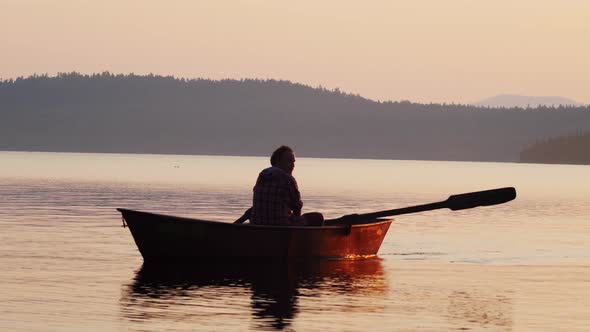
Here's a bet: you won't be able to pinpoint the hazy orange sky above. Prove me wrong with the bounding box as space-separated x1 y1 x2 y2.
2 0 589 104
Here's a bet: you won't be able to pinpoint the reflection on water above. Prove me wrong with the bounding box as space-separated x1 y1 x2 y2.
121 259 387 331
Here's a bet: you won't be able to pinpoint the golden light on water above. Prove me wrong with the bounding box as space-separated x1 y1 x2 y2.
1 152 589 330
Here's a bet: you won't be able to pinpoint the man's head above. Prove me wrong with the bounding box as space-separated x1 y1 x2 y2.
270 145 296 175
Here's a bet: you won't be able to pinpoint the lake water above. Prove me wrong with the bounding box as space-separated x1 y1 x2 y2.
1 151 589 331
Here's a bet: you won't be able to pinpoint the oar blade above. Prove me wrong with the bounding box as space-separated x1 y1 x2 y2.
447 187 516 211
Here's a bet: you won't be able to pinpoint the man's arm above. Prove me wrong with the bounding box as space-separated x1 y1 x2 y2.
233 207 252 224
289 178 303 217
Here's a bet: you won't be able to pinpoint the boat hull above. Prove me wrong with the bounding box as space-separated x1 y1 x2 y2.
118 209 392 261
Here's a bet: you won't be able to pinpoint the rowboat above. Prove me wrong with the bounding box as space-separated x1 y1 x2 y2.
117 187 516 262
118 208 393 261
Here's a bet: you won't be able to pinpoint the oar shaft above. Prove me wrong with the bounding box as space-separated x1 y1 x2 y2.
327 201 446 223
357 201 446 220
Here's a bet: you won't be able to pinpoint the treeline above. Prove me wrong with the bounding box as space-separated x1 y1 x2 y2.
0 72 368 106
520 132 590 165
1 72 590 162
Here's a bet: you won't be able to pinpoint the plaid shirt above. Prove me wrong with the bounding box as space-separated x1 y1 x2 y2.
251 166 303 225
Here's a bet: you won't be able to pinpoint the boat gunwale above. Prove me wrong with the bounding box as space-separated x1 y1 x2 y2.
117 208 394 230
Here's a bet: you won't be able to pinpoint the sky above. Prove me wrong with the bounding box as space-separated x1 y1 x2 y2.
1 0 589 104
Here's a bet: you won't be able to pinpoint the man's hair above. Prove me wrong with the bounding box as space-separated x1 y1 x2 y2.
270 145 293 166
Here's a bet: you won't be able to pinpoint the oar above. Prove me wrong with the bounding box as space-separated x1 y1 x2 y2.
326 187 516 224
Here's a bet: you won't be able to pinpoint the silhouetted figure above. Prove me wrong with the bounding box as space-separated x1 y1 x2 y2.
235 146 323 225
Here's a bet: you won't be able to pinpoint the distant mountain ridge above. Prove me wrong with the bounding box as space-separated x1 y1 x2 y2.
2 73 590 162
475 94 582 108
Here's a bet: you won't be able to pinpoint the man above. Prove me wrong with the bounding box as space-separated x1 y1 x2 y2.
234 146 323 226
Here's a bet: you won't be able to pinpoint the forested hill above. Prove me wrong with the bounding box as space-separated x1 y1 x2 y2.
2 72 590 162
520 132 590 165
